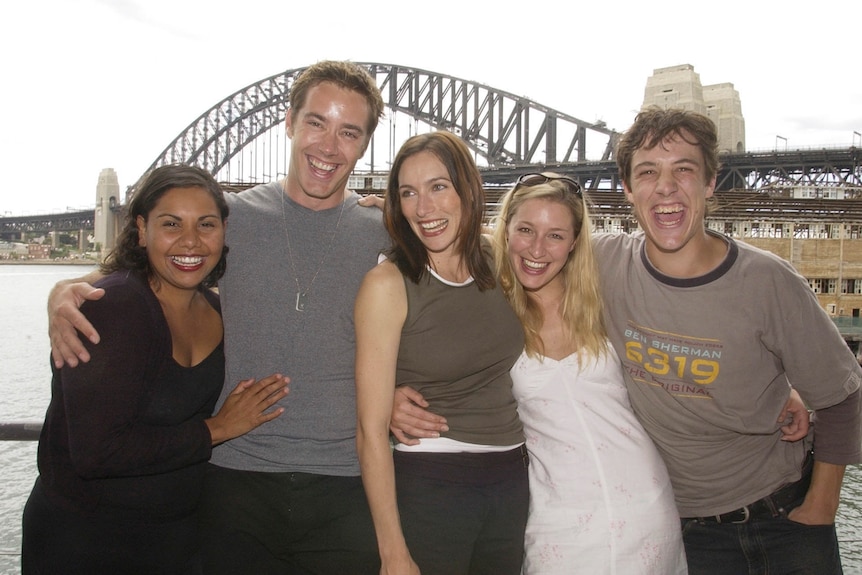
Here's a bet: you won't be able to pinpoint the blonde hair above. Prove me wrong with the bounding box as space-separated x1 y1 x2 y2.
492 178 608 361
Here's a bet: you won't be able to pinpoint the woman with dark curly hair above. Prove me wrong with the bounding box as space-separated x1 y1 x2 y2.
22 164 289 574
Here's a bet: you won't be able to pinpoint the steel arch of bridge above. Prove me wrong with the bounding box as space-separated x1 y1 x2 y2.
145 62 619 188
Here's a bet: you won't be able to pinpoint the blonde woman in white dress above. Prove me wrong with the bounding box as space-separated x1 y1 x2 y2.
492 173 686 574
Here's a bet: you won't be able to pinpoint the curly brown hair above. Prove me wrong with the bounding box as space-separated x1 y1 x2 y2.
101 164 229 288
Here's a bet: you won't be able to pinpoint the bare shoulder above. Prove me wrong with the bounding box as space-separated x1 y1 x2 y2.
356 260 407 323
363 258 402 285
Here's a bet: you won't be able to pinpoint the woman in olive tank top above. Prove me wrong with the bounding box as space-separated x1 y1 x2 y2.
355 131 529 575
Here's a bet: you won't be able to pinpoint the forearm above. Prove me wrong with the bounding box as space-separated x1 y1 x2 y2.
789 461 845 524
811 387 862 463
50 269 105 295
357 425 410 560
786 389 859 524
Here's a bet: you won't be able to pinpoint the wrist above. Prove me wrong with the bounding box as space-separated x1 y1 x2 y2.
204 417 227 446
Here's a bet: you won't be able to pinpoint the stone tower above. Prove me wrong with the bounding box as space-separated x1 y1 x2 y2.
642 64 746 153
94 168 120 254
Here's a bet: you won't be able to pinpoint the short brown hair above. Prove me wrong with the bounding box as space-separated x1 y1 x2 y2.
289 60 385 137
616 106 720 188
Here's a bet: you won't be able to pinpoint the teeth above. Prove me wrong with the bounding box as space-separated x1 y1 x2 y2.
523 259 548 270
421 219 447 231
172 256 203 265
309 157 336 172
654 205 683 214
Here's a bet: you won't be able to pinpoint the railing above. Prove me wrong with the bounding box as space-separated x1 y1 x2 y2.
0 422 41 441
1 420 860 566
833 317 862 329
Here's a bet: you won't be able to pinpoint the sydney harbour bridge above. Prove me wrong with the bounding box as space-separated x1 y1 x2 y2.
2 62 862 244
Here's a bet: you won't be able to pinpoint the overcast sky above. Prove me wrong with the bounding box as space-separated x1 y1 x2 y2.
1 0 859 215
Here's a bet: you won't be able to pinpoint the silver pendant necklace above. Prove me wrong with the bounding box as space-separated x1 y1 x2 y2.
280 183 346 312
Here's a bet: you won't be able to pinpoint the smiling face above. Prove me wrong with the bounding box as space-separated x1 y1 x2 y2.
137 186 225 295
397 150 463 259
624 131 716 268
284 81 371 210
506 197 576 298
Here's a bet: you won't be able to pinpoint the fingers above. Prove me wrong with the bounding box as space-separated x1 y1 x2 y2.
67 285 105 343
78 285 106 304
778 388 811 442
357 194 385 210
389 402 449 444
777 404 789 424
246 374 290 409
396 385 429 408
392 401 448 429
231 377 258 394
389 385 448 444
207 375 290 444
50 311 92 368
48 285 104 368
780 421 808 442
257 405 285 424
390 427 420 446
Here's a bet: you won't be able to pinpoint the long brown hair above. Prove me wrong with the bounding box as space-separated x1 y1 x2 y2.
384 131 494 290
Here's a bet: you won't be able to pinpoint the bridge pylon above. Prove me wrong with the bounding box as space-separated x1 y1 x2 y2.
94 168 120 255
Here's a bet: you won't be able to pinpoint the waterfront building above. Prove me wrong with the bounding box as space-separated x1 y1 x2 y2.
642 64 746 153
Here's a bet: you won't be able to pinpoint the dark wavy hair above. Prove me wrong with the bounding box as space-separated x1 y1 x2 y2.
384 131 494 290
616 106 720 188
100 164 229 288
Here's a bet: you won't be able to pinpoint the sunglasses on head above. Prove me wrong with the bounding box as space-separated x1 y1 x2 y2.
515 173 582 197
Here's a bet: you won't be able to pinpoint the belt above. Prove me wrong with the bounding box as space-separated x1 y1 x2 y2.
688 452 813 524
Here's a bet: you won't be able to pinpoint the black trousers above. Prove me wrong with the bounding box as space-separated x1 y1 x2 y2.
394 445 530 575
22 477 201 575
198 464 379 575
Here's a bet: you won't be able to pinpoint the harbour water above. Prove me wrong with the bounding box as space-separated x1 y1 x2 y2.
0 264 860 573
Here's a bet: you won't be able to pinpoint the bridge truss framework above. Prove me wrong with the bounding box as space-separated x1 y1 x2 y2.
2 62 861 237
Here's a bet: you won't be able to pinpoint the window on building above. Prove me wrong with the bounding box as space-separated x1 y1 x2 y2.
843 279 862 295
622 220 640 233
809 278 827 294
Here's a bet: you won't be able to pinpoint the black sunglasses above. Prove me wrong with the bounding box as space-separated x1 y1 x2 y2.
515 173 582 197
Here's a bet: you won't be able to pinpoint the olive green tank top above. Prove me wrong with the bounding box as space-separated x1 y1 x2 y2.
396 268 525 446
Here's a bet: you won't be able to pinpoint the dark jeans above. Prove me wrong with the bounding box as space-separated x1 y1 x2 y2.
394 445 530 575
681 453 843 575
681 516 842 575
198 464 379 575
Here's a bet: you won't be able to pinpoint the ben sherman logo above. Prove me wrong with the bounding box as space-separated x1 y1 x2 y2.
623 324 723 399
